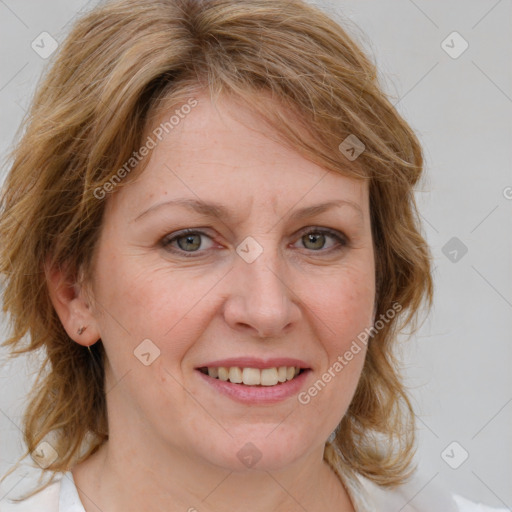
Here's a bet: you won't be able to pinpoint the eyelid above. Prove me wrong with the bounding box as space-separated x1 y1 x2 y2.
295 226 348 243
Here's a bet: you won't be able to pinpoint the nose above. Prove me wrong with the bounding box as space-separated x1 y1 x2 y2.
222 247 302 338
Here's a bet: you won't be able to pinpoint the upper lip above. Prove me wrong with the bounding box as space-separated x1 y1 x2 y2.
196 357 310 370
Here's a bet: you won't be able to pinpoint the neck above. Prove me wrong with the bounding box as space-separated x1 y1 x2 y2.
72 439 355 512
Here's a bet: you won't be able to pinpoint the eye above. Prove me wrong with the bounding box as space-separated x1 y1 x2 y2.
161 229 215 256
161 227 348 258
294 228 347 252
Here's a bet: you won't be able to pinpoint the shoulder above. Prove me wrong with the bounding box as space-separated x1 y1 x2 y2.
1 470 85 512
0 476 61 512
452 494 511 512
356 472 510 512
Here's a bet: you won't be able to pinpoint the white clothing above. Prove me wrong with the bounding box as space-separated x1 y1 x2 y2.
1 468 509 511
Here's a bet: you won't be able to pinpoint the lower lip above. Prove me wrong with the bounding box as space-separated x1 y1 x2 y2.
196 369 311 404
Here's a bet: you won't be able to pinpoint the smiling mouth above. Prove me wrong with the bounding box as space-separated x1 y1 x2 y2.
197 366 306 386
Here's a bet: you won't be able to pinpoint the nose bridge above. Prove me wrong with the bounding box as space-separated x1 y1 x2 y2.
225 236 300 337
246 248 286 305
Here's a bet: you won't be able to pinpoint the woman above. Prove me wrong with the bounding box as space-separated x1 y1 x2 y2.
0 0 507 511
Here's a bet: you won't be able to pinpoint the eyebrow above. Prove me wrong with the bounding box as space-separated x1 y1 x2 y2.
132 198 363 223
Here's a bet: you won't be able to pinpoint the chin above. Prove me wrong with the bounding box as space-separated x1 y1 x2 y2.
200 426 316 472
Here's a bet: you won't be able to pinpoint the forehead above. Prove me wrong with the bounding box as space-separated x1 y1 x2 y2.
107 91 369 220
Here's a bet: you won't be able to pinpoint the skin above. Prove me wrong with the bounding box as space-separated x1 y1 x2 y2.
47 91 376 512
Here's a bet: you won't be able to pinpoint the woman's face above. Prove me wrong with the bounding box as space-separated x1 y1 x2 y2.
84 92 375 471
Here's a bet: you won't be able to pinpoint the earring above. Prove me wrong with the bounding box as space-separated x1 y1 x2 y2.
77 326 86 335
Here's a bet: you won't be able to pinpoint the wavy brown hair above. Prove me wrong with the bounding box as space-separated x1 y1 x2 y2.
0 0 433 497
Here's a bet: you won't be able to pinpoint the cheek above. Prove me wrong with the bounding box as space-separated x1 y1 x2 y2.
295 269 373 419
302 263 375 349
94 252 225 361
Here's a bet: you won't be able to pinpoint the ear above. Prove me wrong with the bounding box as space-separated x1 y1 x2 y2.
44 258 100 347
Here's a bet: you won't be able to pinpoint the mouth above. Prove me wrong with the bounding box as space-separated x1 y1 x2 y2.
197 366 307 387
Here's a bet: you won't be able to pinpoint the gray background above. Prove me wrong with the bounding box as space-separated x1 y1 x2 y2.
0 0 511 508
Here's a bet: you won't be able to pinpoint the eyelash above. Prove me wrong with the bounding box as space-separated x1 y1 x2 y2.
160 227 348 258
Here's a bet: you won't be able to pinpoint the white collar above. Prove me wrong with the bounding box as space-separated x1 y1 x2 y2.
59 472 86 512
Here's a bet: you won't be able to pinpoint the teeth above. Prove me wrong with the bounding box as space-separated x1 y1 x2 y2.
218 367 229 381
242 367 260 385
260 368 278 386
229 367 243 383
204 366 301 386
